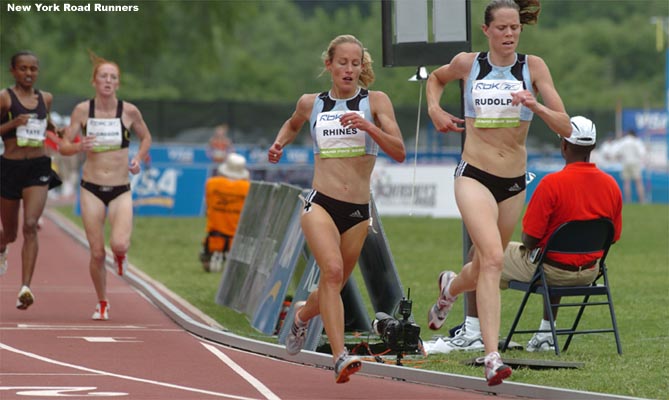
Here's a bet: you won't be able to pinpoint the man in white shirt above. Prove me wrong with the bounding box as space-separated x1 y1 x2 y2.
614 129 647 203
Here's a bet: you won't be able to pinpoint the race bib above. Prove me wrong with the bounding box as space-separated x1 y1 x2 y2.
86 118 122 152
314 110 365 158
16 115 47 147
471 79 522 128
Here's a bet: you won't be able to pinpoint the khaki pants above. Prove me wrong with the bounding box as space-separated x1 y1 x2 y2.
500 242 599 289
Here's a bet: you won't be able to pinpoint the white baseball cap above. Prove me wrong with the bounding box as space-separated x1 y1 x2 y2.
565 116 597 146
217 153 250 180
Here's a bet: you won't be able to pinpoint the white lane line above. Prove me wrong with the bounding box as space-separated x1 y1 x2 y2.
0 386 126 397
201 343 281 400
7 324 179 331
2 373 100 376
57 336 142 343
0 342 260 399
17 324 145 329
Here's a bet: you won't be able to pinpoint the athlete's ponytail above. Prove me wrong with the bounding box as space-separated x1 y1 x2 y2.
515 0 541 25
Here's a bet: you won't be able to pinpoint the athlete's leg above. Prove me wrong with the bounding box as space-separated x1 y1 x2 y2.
19 185 49 286
80 188 109 302
107 190 133 265
0 197 20 251
299 204 368 361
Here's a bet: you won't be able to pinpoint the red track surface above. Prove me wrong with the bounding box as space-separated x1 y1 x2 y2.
0 209 522 399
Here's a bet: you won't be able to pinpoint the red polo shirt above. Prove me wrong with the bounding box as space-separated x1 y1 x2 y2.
523 162 622 265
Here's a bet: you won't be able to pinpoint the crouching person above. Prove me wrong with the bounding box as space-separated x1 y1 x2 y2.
200 153 250 272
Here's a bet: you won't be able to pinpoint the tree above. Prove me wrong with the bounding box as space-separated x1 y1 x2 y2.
1 0 665 111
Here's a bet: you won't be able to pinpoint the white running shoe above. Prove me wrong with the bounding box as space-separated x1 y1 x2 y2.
334 351 362 384
285 301 308 355
484 351 512 386
443 326 485 353
427 271 458 330
16 285 34 310
92 301 110 320
526 332 556 352
0 248 8 276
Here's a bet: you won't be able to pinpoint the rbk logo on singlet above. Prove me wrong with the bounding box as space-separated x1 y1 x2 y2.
474 81 522 91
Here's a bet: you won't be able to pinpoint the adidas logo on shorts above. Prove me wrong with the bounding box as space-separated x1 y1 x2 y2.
349 210 364 219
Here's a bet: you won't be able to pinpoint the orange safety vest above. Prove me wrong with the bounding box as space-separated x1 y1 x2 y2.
203 176 251 252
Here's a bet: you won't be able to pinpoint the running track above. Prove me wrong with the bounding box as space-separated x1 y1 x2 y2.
0 208 631 400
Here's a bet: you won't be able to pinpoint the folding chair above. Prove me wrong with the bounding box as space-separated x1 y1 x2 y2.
501 218 622 355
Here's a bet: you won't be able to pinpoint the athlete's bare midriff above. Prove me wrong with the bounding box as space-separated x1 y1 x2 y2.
312 154 375 204
0 138 46 160
462 118 530 178
81 148 130 185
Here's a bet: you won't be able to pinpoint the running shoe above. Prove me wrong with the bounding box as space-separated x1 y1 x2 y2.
443 326 485 353
0 248 8 276
285 301 308 355
115 255 127 276
484 351 512 386
427 271 458 330
92 301 110 320
16 285 34 310
334 351 362 384
526 332 556 352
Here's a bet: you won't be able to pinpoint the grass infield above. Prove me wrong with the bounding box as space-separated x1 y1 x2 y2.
55 203 668 399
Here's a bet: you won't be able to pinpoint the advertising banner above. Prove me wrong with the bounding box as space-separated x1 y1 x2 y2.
130 164 209 216
371 163 460 218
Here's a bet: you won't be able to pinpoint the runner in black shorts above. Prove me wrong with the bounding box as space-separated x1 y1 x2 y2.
0 51 61 310
267 35 406 383
59 52 152 321
425 0 571 385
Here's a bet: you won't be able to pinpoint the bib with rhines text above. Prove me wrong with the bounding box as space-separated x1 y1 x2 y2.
314 110 366 158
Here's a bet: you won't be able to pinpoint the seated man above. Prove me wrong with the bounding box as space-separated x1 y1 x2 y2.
434 116 623 353
200 153 251 272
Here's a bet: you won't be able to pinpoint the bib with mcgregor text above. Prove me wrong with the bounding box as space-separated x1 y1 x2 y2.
86 118 123 152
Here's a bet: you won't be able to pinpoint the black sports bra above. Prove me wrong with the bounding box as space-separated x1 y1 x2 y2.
1 88 48 142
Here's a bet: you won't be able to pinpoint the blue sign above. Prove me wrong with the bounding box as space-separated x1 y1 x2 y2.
131 164 209 216
622 109 667 140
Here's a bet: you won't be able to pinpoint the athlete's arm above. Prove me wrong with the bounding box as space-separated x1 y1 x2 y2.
426 52 472 134
268 93 315 163
528 55 571 138
359 90 405 162
59 102 90 155
125 103 152 174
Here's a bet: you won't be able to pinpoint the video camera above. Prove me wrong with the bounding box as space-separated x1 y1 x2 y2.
372 289 421 364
